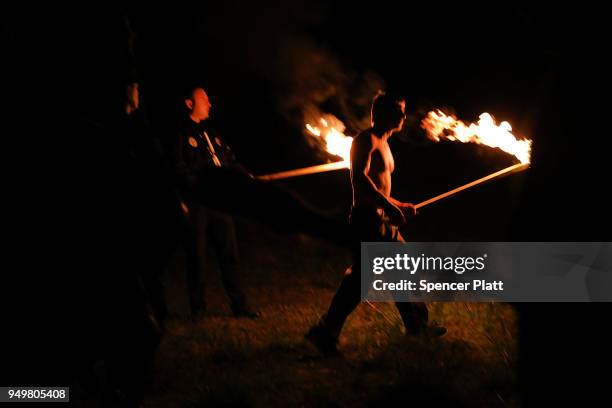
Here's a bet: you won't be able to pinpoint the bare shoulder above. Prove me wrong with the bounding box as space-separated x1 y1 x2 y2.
353 129 376 150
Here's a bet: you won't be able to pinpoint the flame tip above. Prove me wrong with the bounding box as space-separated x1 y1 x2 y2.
422 110 532 163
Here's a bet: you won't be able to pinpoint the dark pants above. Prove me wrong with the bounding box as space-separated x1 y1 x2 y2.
320 207 428 337
183 205 247 314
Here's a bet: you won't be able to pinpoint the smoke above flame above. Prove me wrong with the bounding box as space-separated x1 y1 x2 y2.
421 110 532 164
305 109 532 166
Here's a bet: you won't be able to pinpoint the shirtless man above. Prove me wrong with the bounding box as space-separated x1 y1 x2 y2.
306 92 446 355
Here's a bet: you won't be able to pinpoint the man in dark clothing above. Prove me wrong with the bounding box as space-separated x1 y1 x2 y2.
175 87 257 320
306 93 447 356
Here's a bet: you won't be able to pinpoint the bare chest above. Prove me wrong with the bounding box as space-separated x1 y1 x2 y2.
370 141 394 174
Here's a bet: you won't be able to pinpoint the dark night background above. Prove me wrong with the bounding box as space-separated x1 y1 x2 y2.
3 2 611 406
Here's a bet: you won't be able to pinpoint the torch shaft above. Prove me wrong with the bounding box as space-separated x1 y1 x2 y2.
415 162 528 209
257 160 528 208
257 161 349 181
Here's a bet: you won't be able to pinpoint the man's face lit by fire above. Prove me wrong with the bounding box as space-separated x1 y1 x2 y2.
186 88 212 122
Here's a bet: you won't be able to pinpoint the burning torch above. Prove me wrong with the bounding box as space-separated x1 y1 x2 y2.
257 110 532 209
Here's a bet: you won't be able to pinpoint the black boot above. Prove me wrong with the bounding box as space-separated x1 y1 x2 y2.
409 321 447 338
231 304 260 319
305 323 339 356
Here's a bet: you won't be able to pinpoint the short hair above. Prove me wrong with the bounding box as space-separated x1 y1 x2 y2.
180 82 210 102
182 85 200 102
371 92 405 125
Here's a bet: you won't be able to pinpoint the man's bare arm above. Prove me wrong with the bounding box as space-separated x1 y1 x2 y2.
388 196 416 219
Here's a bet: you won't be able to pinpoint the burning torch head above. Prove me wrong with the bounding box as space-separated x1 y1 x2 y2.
185 87 212 122
371 92 407 133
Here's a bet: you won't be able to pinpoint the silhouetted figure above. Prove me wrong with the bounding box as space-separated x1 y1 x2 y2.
61 15 180 407
10 12 351 407
175 87 258 319
306 93 446 355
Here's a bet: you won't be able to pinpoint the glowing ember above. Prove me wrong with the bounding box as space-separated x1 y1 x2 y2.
305 116 353 163
421 110 532 164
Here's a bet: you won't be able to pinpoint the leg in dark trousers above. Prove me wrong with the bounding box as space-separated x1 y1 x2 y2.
395 302 428 334
206 210 248 313
391 230 429 334
184 205 208 317
311 208 430 349
321 252 428 337
320 265 361 338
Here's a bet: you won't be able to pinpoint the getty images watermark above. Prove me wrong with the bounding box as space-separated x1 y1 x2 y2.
360 242 612 302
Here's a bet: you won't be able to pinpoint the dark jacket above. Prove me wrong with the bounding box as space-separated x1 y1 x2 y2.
174 118 245 197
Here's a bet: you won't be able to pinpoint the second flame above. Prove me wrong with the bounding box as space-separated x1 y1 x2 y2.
305 110 532 165
305 116 353 163
421 110 531 164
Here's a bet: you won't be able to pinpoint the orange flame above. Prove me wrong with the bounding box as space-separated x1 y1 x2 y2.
304 110 531 165
421 110 531 164
305 115 353 162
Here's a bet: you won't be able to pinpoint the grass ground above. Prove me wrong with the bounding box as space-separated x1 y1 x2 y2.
144 218 519 407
